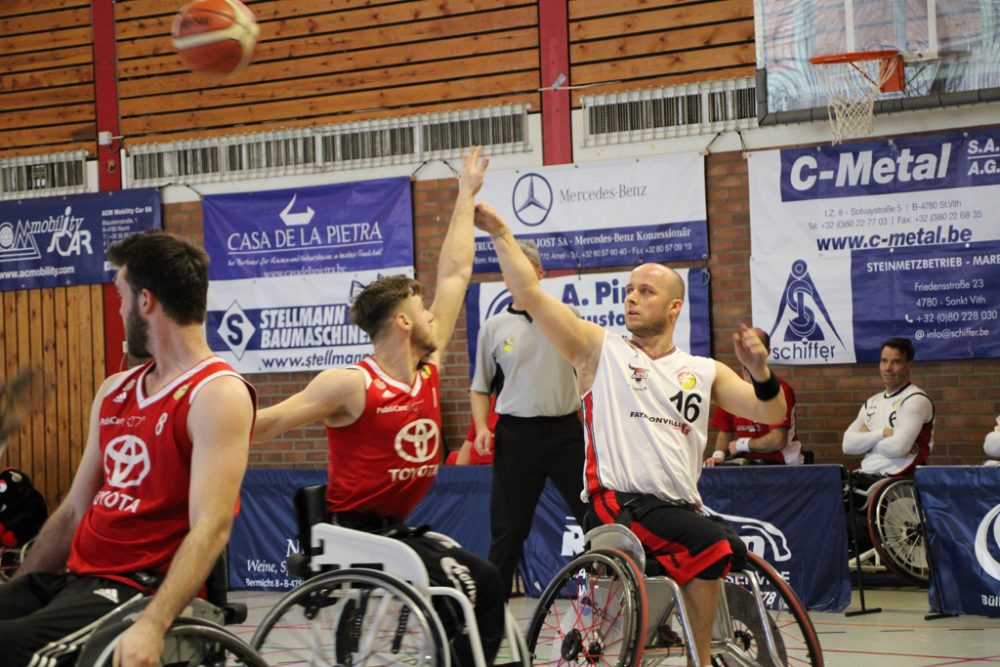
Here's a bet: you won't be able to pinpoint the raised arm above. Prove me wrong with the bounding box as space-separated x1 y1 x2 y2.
427 147 490 360
15 374 120 577
114 375 254 667
842 404 882 455
873 394 933 458
254 367 366 441
711 325 786 425
474 203 604 377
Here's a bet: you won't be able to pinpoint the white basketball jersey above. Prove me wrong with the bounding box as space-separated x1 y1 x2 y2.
582 333 716 505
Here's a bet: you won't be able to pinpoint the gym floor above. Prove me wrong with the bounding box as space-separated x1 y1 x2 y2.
227 585 1000 666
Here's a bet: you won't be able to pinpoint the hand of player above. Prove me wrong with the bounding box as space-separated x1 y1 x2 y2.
112 617 165 667
458 146 489 196
732 324 770 383
703 455 718 467
473 429 493 457
474 202 507 237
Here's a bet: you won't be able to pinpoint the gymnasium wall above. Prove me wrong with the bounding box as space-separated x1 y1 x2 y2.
1 0 998 511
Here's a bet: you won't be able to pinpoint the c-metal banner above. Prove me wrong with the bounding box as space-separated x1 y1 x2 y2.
0 189 161 292
749 130 1000 365
474 154 708 273
464 268 711 377
203 177 414 374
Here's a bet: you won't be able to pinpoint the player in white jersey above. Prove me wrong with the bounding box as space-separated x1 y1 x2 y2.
473 203 786 667
842 337 934 476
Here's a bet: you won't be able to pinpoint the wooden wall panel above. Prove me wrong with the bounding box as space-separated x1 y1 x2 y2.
0 1 95 157
0 285 104 509
115 0 540 145
568 0 756 103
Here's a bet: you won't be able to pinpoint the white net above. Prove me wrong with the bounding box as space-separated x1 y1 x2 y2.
814 56 899 144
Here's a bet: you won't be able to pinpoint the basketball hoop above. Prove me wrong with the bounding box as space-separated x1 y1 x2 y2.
810 50 904 144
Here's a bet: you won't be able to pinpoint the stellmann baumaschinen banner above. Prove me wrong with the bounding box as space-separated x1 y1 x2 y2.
203 177 413 373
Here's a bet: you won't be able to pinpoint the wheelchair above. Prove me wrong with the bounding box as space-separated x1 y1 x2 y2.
525 524 823 667
847 474 929 586
0 538 33 582
28 553 267 667
250 485 531 667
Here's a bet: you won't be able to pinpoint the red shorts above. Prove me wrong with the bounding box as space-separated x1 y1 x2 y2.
590 490 747 585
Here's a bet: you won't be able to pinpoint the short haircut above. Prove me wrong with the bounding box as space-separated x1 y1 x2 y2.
107 230 209 325
517 240 542 270
881 337 915 361
350 274 421 340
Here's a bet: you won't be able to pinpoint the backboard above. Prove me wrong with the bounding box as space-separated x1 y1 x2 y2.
756 0 1000 121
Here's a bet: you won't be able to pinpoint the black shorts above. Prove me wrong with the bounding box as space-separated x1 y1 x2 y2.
590 490 747 585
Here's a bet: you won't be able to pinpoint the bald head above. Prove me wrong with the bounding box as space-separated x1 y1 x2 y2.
631 263 685 301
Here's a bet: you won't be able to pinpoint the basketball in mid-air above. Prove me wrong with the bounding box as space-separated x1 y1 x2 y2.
171 0 259 77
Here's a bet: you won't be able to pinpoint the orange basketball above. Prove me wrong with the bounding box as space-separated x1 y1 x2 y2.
171 0 259 77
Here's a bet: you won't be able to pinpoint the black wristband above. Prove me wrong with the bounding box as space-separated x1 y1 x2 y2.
751 371 781 401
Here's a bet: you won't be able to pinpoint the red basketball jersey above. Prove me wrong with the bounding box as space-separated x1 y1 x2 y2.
67 357 255 587
325 357 441 520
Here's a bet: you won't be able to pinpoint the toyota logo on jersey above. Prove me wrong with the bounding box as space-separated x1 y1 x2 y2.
394 418 440 463
103 435 151 488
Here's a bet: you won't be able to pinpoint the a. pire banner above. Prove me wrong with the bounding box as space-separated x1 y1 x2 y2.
0 189 161 292
701 465 850 612
750 130 1000 364
203 177 413 373
473 154 708 272
464 268 711 377
916 466 1000 618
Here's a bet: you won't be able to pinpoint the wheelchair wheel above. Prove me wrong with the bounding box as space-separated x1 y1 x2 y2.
83 620 268 667
526 548 647 667
720 552 823 667
867 478 929 586
0 538 33 582
251 568 449 667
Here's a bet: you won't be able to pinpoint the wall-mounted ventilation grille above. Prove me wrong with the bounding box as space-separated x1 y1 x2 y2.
127 105 529 186
0 152 88 200
582 78 757 145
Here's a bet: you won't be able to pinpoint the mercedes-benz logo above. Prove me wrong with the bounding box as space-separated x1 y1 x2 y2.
104 435 151 488
511 173 553 226
394 418 440 463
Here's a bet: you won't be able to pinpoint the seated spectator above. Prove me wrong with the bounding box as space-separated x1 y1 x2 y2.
985 416 1000 464
705 328 802 466
842 337 933 478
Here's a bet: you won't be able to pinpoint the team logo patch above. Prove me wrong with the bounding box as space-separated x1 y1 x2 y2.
421 366 432 379
628 362 649 383
502 336 514 353
173 384 190 401
374 379 386 390
677 370 696 390
103 435 151 488
394 418 439 463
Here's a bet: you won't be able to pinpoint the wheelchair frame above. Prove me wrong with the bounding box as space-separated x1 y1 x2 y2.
250 485 530 667
526 524 823 667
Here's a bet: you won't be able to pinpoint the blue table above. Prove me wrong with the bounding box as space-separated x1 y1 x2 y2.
229 464 850 611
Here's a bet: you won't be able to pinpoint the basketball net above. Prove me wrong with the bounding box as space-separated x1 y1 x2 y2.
814 56 899 144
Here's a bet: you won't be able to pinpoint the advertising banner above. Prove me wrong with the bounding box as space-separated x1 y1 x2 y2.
0 189 161 291
474 154 708 272
917 466 1000 618
750 130 1000 364
203 178 413 373
464 268 711 377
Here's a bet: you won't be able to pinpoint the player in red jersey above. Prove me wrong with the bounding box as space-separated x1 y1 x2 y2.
0 231 256 667
253 148 503 666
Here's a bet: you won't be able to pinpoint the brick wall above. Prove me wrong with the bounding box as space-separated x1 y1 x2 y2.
165 157 1000 469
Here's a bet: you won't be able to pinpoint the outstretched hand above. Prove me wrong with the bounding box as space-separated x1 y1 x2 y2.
474 202 507 237
459 146 490 196
732 324 770 381
0 369 34 447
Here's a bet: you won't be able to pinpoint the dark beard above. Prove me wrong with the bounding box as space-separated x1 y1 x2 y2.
126 308 151 359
